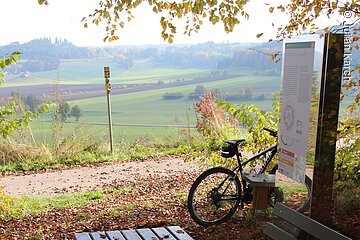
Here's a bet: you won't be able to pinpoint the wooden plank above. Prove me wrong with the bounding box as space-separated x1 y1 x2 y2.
252 186 270 211
273 203 352 240
166 226 193 240
263 223 297 240
74 233 92 240
106 231 126 240
152 227 177 240
136 228 159 240
121 230 142 240
90 232 109 240
242 174 275 187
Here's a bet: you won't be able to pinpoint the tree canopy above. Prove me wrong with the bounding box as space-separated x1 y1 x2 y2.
37 0 359 111
38 0 360 42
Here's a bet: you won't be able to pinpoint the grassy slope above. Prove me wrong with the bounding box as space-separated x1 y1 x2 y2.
4 57 281 140
5 58 214 86
72 74 280 125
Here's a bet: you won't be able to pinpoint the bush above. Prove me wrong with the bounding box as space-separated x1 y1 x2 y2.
186 93 280 169
256 94 266 101
217 94 279 154
162 92 184 100
0 188 24 220
335 113 360 185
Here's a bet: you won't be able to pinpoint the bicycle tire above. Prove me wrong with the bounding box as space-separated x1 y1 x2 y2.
268 164 312 213
296 174 312 213
187 167 242 226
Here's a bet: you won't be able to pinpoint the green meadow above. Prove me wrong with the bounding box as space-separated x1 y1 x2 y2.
5 58 214 86
4 57 282 141
71 74 279 125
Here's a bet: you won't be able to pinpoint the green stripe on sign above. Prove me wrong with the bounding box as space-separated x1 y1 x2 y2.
285 42 315 49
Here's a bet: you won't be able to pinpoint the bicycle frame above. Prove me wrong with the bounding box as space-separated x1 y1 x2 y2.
217 144 277 202
234 144 277 175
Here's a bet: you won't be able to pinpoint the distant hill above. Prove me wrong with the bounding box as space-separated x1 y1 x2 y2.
0 39 283 75
217 40 282 75
0 38 92 73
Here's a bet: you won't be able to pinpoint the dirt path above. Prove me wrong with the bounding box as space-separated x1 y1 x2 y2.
0 157 199 197
0 157 314 197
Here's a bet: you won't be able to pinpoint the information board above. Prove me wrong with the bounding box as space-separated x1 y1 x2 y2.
278 41 316 183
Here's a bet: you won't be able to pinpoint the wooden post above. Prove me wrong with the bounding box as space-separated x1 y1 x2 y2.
310 33 344 225
104 67 114 155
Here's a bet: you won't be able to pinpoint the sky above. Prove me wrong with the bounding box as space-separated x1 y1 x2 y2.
0 0 343 47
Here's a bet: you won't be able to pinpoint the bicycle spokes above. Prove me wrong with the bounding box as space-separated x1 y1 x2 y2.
191 172 239 223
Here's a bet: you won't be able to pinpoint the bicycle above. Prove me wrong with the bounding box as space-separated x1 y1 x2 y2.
187 128 312 226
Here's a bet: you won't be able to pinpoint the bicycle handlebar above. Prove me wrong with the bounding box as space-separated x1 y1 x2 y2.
263 128 277 137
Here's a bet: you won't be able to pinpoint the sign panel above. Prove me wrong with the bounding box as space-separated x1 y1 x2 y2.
278 41 315 183
104 66 110 78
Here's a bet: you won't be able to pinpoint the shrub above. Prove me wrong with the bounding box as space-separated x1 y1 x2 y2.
162 92 184 100
217 94 279 154
0 188 24 220
335 113 360 185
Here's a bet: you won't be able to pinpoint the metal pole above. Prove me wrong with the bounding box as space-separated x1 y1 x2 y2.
105 78 114 155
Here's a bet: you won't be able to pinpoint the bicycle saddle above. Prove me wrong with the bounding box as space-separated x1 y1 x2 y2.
224 139 245 146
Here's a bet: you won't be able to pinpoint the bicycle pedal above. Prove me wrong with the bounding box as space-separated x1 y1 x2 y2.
239 209 244 217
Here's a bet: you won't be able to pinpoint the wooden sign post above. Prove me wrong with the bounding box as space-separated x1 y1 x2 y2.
310 33 344 225
104 66 114 155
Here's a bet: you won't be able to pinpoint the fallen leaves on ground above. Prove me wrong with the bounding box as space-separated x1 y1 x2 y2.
0 169 358 239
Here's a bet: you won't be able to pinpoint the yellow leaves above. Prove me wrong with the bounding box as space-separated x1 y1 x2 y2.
269 7 274 13
256 33 263 38
355 138 360 146
269 55 275 61
277 5 285 12
93 19 100 26
356 66 360 74
38 0 48 5
167 37 174 44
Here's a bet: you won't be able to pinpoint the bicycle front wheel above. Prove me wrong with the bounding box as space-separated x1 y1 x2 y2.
187 167 242 226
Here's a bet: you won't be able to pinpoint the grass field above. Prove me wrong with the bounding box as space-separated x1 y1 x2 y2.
70 74 280 124
4 57 282 141
28 120 181 143
5 58 214 86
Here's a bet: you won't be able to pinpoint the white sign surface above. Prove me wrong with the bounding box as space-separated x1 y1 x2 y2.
278 41 315 183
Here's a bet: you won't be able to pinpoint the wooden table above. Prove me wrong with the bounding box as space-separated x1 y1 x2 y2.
242 173 275 211
74 226 193 240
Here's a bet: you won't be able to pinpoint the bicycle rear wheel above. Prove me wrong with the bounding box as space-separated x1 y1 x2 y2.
296 174 312 213
187 167 241 226
269 164 312 213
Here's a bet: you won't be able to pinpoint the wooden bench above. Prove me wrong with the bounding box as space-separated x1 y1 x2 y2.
242 173 275 211
74 226 193 240
263 203 351 240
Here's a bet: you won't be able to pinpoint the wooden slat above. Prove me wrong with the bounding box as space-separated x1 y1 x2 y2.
166 226 193 240
74 233 92 240
90 231 109 240
136 228 159 240
152 227 177 240
121 230 142 240
106 231 126 240
273 203 351 240
263 223 297 240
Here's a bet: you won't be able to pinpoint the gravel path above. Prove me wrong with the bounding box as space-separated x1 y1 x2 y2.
0 157 198 197
0 157 313 197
